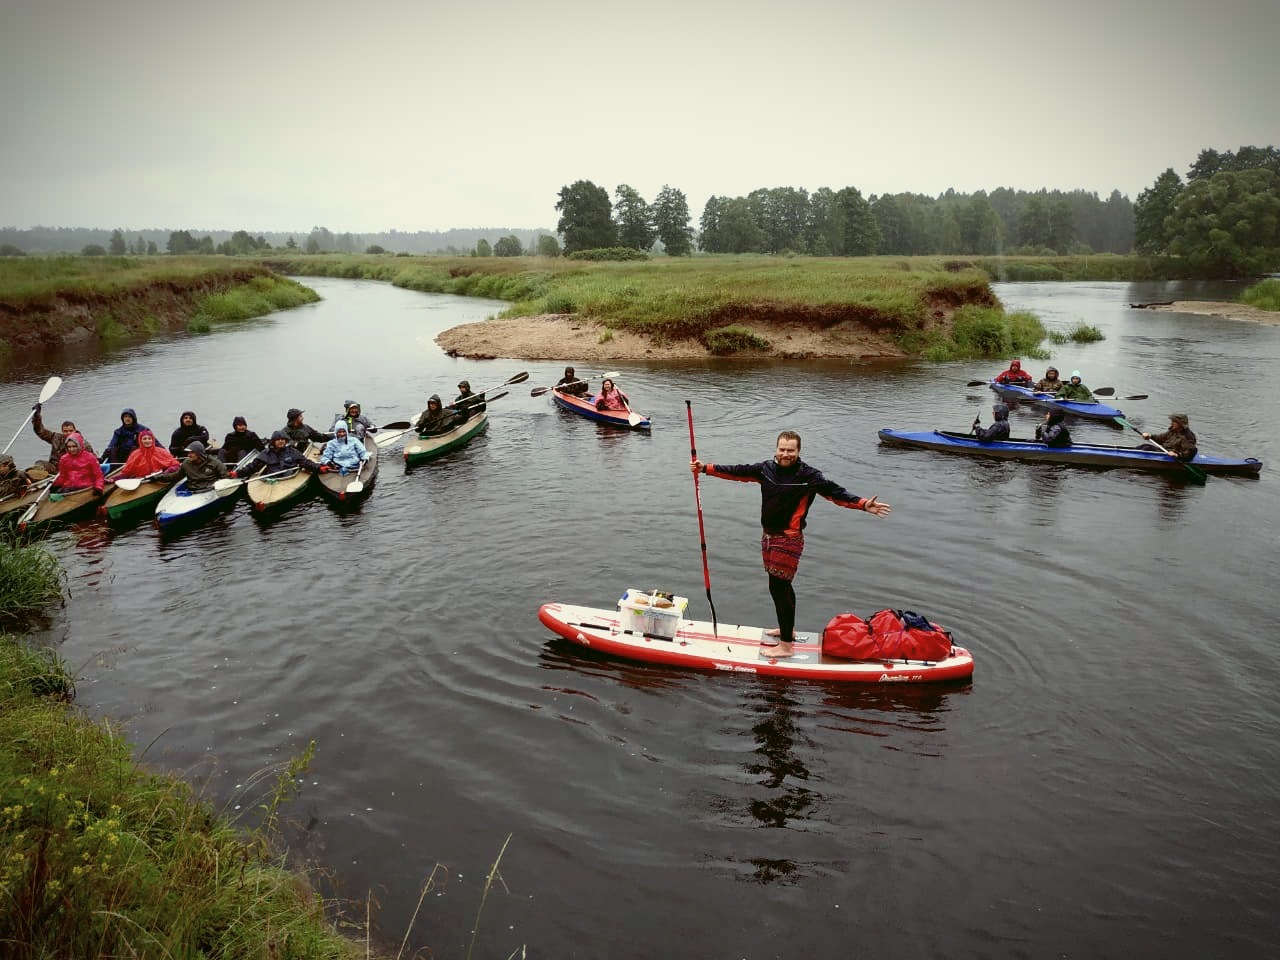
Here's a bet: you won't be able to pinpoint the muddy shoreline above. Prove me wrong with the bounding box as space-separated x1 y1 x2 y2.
434 314 912 362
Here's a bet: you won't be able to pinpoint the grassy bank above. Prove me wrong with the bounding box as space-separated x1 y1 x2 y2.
264 253 1052 359
0 257 319 358
1241 278 1280 311
0 537 366 957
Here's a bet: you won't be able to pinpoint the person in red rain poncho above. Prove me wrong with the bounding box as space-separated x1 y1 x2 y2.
993 358 1034 386
51 433 105 496
119 429 180 479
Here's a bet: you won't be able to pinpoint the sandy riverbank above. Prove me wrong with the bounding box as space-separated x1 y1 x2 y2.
434 314 910 362
1136 301 1280 325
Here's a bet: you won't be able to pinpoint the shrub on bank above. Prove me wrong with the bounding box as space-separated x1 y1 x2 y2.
190 276 318 328
1241 278 1280 311
566 247 650 261
703 324 772 354
923 306 1048 362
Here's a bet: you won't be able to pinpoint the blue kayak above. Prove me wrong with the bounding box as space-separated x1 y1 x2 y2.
878 429 1263 478
988 381 1124 421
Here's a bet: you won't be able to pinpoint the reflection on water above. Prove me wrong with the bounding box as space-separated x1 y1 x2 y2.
744 682 814 831
2 278 1278 958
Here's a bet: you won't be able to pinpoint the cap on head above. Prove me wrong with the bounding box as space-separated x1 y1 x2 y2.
1070 370 1082 379
184 440 206 455
287 408 303 420
458 380 470 391
0 453 14 468
1170 413 1189 427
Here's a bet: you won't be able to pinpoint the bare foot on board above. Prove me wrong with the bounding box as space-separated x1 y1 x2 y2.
764 628 781 636
771 642 796 659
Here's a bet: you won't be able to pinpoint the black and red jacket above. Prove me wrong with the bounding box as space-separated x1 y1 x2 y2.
704 459 868 535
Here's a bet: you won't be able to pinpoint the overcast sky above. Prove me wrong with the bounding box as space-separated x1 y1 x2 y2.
3 0 1276 234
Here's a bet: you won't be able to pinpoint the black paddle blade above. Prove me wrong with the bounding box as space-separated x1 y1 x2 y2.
966 380 989 387
1092 387 1116 396
530 386 550 397
507 371 530 385
1124 394 1148 400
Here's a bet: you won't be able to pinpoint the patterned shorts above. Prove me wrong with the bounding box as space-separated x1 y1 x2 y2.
761 532 805 581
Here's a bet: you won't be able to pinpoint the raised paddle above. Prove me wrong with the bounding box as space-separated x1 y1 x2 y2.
531 371 621 398
686 401 720 640
2 376 63 456
1114 416 1207 484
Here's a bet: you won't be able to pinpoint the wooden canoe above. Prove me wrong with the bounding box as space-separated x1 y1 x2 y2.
246 444 321 514
317 435 378 505
103 476 177 524
403 413 488 466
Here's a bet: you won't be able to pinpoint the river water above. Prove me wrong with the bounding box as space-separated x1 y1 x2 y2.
4 277 1276 958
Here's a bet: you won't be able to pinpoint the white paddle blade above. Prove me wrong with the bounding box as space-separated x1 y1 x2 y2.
374 429 409 448
38 376 63 404
212 477 242 492
114 478 142 491
345 480 363 495
628 411 646 427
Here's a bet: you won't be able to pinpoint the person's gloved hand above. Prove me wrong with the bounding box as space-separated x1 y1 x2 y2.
227 470 237 478
32 402 41 413
318 465 331 473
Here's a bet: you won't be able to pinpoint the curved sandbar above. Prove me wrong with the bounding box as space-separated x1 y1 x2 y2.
435 313 912 362
1134 300 1280 325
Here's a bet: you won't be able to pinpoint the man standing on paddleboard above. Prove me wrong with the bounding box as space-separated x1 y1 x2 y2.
690 431 890 658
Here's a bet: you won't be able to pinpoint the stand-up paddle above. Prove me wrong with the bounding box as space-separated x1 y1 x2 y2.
1114 416 1207 484
3 376 62 456
686 401 720 640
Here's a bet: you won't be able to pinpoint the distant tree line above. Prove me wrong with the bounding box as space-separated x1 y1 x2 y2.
1133 145 1280 277
0 226 555 257
549 180 1133 258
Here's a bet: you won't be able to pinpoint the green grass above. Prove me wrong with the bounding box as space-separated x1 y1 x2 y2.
0 635 363 958
262 253 1019 355
0 540 64 626
190 275 318 328
1241 278 1280 311
704 324 772 354
1049 322 1105 344
919 306 1048 362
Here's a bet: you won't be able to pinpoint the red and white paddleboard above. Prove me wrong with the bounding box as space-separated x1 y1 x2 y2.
538 602 975 684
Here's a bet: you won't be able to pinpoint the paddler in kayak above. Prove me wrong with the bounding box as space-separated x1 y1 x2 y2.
1053 370 1095 402
233 430 320 480
452 381 486 424
971 402 1011 442
118 429 179 478
1035 366 1063 393
1140 413 1199 462
993 358 1034 386
101 408 148 467
282 408 333 448
167 410 210 457
0 454 33 500
413 395 460 436
30 403 94 474
318 422 370 475
49 433 105 499
221 416 266 464
1035 410 1072 447
595 378 630 412
690 430 891 659
171 441 229 491
555 366 589 397
338 401 378 439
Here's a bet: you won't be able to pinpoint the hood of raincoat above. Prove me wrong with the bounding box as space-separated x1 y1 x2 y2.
120 408 138 424
991 403 1009 422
